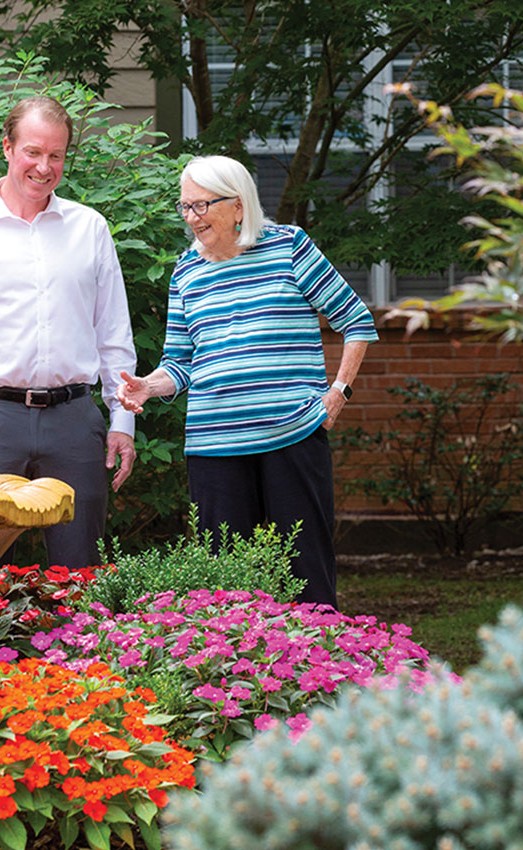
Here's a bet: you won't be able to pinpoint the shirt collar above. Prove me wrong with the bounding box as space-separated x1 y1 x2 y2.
0 185 65 221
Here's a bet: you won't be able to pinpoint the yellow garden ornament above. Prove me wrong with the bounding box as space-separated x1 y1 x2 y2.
0 474 75 558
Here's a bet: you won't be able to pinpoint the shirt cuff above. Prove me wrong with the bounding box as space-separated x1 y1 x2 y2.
109 408 136 437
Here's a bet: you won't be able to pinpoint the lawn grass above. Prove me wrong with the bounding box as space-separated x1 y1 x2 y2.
337 570 523 674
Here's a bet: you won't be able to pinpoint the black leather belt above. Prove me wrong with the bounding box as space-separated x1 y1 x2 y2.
0 384 90 408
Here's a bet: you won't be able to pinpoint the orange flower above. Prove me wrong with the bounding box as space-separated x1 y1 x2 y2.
0 797 17 819
83 800 108 822
0 775 16 797
47 715 70 730
7 709 45 734
134 687 157 703
22 764 50 792
49 751 70 775
61 776 87 800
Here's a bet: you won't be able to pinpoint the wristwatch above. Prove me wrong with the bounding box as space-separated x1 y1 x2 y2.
332 380 353 401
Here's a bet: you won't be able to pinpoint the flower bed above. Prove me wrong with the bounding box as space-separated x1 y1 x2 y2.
0 657 194 850
28 588 434 759
0 562 440 848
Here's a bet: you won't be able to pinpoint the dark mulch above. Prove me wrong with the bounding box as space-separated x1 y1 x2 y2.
337 546 523 578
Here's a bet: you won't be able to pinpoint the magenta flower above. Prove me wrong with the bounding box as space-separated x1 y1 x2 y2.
119 649 146 668
193 684 227 703
0 647 18 662
259 676 282 693
254 714 279 732
220 700 243 718
286 713 312 742
229 685 252 700
232 658 256 675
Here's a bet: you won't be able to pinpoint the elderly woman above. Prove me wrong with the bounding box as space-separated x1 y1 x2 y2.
118 155 378 608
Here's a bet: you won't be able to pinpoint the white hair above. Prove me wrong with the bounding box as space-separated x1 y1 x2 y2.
180 155 272 249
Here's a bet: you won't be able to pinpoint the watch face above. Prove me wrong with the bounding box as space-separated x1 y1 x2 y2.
342 384 353 400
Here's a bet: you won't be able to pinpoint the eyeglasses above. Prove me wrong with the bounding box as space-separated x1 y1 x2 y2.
175 197 231 218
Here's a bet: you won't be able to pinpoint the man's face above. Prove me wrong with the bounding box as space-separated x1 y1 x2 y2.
3 110 68 210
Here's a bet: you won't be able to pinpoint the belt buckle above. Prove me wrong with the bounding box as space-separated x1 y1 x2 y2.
25 389 49 408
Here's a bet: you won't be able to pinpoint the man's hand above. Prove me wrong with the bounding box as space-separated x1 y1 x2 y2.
106 431 136 492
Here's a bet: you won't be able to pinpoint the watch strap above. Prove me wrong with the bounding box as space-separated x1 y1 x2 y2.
332 380 353 401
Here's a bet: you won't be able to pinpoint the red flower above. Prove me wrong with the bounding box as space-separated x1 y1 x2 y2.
18 608 41 623
149 788 169 808
7 565 39 576
83 800 108 822
22 764 50 791
0 797 17 819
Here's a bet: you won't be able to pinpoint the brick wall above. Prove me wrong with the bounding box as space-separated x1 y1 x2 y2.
323 309 523 517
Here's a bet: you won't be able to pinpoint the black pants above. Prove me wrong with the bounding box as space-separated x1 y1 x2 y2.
187 426 337 608
0 396 108 568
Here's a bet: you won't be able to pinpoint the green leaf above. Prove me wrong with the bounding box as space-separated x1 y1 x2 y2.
0 816 27 850
84 818 112 850
132 799 157 826
23 811 46 837
111 821 136 848
137 816 162 850
59 816 80 850
103 804 135 825
143 713 177 726
12 787 33 812
136 741 173 758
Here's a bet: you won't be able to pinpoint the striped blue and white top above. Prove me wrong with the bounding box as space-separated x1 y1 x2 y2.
159 224 378 456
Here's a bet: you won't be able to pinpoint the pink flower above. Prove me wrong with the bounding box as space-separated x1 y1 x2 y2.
286 713 312 742
193 684 227 703
31 631 55 651
254 714 279 732
0 647 18 661
271 661 296 679
259 676 282 693
220 700 242 718
229 685 252 700
232 658 256 675
119 649 146 668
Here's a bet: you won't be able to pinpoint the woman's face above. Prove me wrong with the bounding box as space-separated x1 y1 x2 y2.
180 176 243 261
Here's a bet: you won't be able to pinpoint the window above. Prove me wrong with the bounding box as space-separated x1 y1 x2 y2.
180 25 521 307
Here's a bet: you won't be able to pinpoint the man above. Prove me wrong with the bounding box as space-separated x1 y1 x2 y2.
0 95 136 568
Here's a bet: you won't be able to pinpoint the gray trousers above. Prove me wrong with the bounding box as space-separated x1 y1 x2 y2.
0 395 108 568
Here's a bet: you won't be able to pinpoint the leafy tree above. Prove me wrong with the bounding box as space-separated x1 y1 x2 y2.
385 84 523 342
0 52 191 551
1 0 522 277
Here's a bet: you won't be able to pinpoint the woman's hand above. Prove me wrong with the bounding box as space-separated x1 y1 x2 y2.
321 386 347 430
117 371 151 414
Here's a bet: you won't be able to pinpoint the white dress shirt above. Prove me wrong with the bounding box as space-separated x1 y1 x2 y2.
0 192 136 434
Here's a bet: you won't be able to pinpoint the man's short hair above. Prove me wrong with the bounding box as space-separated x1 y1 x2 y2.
3 95 73 149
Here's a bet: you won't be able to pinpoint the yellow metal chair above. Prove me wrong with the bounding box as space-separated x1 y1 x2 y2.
0 475 75 559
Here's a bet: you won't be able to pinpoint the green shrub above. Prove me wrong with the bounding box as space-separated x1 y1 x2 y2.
163 603 523 850
340 373 523 555
0 51 190 549
88 506 307 611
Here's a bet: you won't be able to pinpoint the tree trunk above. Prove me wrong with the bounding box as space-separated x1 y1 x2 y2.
275 64 332 226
